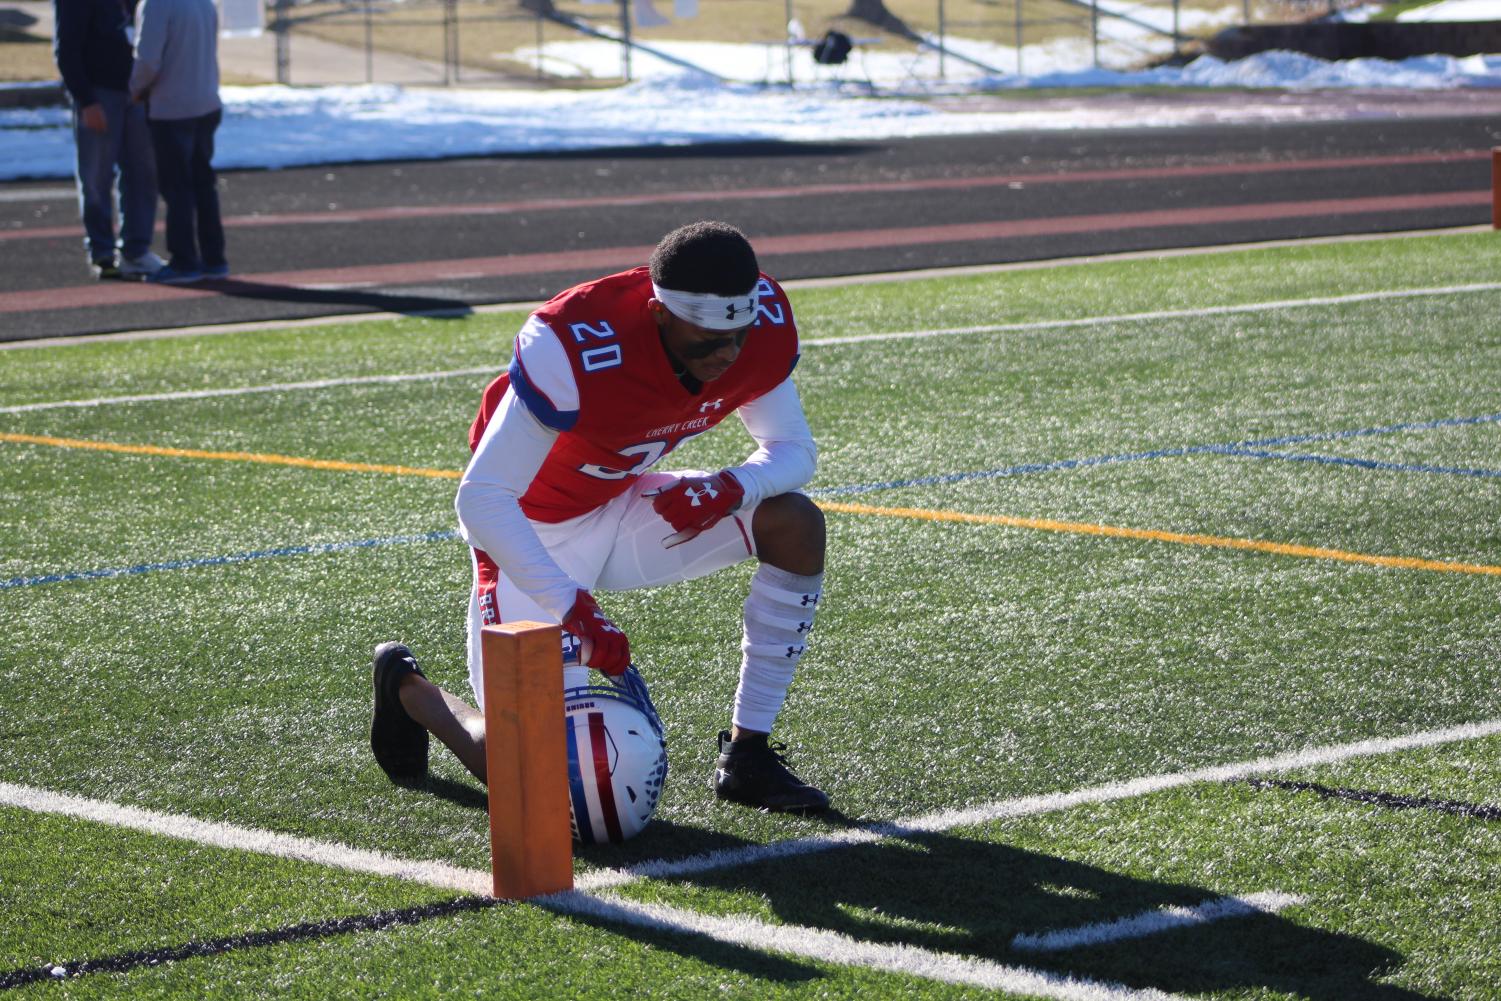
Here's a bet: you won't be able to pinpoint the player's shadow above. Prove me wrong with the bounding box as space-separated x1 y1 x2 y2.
192 277 473 318
415 774 490 810
569 823 1439 999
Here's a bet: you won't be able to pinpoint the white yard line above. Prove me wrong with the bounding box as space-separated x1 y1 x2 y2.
5 718 1497 994
547 891 1185 1001
5 282 1500 415
810 281 1501 349
0 781 493 896
1010 891 1307 952
0 226 1485 353
575 717 1501 891
10 720 1498 896
0 367 495 415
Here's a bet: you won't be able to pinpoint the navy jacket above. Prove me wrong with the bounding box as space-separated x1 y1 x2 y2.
53 0 137 107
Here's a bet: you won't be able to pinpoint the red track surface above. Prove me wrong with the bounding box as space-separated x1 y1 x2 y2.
0 149 1486 244
1 188 1487 316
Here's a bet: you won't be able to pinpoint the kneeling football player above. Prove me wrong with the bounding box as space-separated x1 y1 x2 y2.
369 220 830 830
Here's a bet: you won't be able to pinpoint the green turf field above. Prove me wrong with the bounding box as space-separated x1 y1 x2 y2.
2 231 1499 999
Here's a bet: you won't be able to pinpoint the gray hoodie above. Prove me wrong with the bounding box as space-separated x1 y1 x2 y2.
128 0 221 120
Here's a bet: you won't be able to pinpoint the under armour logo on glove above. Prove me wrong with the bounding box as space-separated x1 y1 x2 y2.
562 589 630 676
645 470 745 549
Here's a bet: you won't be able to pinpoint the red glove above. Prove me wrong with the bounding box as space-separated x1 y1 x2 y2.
562 589 630 676
649 470 745 548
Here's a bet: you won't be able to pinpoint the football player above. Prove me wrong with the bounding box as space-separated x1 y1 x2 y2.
370 220 829 815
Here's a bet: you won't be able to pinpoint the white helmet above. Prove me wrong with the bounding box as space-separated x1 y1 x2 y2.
563 665 667 844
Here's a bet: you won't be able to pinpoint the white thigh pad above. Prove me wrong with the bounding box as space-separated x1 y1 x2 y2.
595 471 760 592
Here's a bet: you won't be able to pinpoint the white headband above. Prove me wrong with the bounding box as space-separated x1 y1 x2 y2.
651 283 760 331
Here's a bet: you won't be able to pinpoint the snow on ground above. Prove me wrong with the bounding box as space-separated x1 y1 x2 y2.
1398 0 1501 17
3 0 1499 182
1331 0 1500 20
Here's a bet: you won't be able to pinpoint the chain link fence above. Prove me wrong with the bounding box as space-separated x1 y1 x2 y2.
252 0 1371 87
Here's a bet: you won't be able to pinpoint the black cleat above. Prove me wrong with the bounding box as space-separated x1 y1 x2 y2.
371 642 429 785
712 730 829 814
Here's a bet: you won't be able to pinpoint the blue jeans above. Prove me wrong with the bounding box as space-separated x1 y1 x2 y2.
73 88 158 262
148 110 226 272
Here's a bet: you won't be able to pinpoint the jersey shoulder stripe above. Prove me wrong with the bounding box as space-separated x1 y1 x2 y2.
508 354 579 432
514 315 580 411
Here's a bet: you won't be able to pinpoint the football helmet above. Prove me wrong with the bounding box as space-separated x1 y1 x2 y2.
564 665 668 844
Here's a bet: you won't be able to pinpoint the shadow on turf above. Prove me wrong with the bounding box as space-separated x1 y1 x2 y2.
403 773 869 870
411 774 489 811
6 807 1439 995
608 828 1437 999
365 779 1433 995
191 278 474 318
0 897 505 992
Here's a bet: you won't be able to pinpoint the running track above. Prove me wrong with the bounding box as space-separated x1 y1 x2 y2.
2 115 1498 341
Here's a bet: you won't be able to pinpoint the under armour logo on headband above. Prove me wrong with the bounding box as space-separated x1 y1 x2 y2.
653 282 761 331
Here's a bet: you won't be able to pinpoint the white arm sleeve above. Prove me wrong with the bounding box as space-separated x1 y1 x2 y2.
725 377 818 507
454 338 583 621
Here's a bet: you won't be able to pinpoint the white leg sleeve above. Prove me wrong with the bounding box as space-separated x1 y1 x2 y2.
733 563 823 734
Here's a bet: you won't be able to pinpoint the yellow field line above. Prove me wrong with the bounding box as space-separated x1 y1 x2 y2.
819 500 1501 577
7 430 1497 576
0 431 461 480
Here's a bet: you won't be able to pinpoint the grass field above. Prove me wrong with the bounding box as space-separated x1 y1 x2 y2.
3 231 1500 999
0 22 56 84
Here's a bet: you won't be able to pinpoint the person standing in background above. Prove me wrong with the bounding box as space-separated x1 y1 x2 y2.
128 0 227 284
53 0 163 280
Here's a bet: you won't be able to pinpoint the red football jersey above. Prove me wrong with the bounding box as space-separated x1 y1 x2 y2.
470 267 800 523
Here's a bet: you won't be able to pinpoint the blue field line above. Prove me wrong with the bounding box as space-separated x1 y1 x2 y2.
1235 411 1501 450
9 412 1500 592
809 411 1501 499
806 445 1204 497
1212 447 1501 479
0 529 460 592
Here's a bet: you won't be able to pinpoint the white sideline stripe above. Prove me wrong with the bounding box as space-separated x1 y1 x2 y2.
0 187 76 203
809 281 1501 349
1010 891 1307 953
0 781 493 897
545 891 1181 1001
5 283 1499 415
0 789 1175 999
0 367 496 415
573 717 1501 891
4 719 1498 995
0 226 1485 353
8 720 1500 897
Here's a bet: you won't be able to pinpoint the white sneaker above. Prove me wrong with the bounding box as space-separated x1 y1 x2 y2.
119 250 166 280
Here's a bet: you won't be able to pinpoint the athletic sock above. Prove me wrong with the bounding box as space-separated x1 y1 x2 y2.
732 564 823 733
